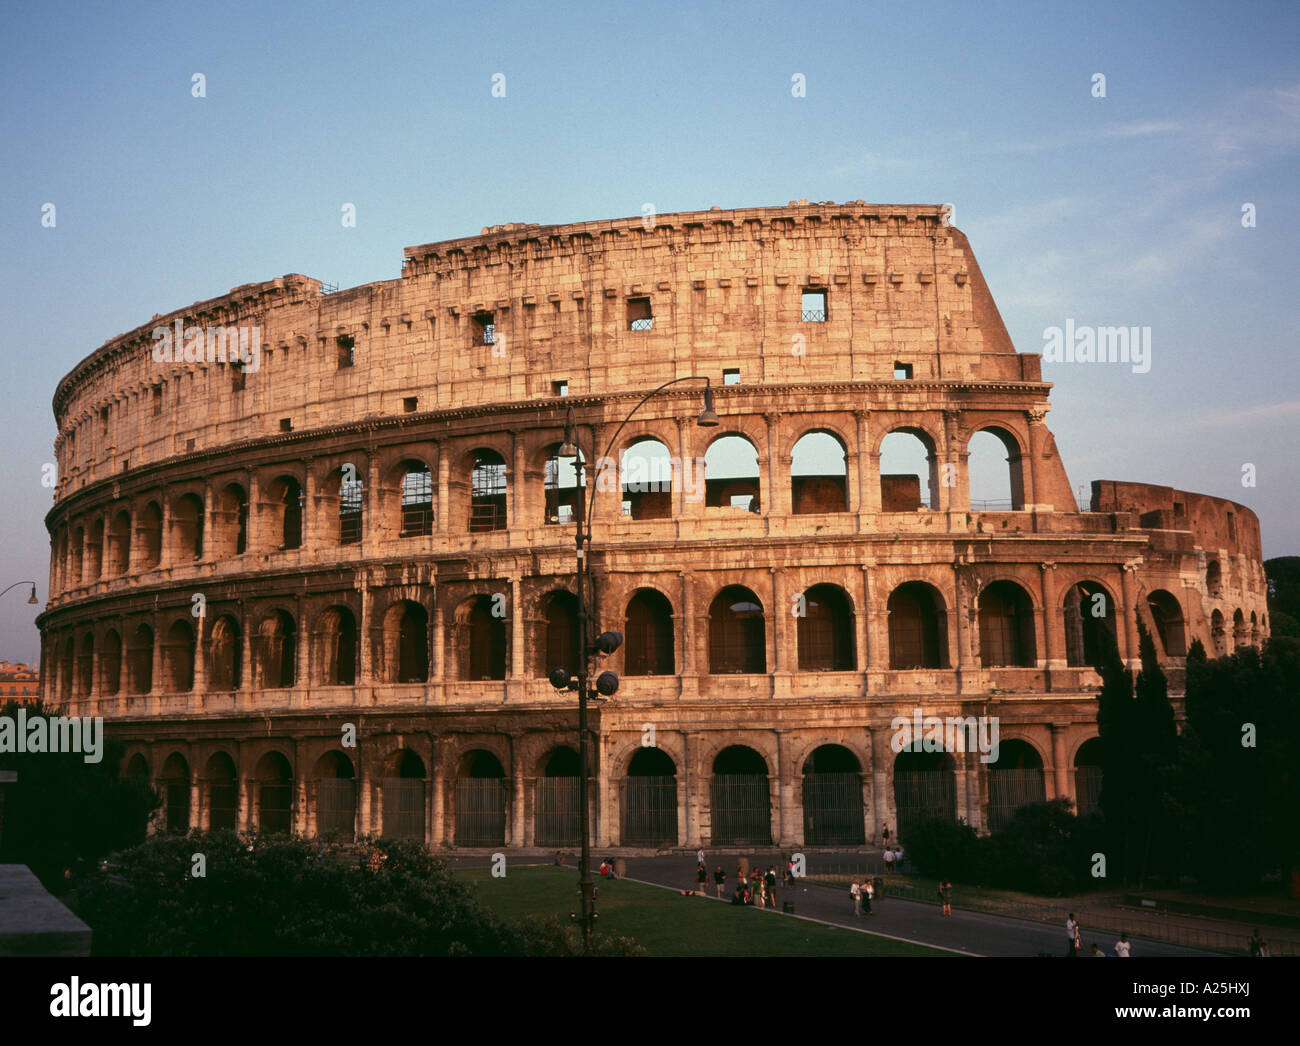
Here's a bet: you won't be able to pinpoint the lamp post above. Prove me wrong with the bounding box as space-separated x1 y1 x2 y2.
0 582 39 605
550 376 718 952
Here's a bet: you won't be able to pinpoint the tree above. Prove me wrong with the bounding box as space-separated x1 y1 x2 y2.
0 698 158 891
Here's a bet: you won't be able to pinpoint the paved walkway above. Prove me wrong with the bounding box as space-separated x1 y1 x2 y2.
620 855 1214 957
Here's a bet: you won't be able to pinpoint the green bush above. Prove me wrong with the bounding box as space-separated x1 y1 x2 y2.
70 832 643 956
902 815 982 881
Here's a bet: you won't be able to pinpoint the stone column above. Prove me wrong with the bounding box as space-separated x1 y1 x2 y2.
1119 561 1141 664
509 577 524 680
684 731 702 847
763 412 786 517
295 594 308 693
869 726 895 844
246 471 262 556
770 567 789 692
673 416 689 519
189 777 200 832
1023 408 1045 507
191 608 206 711
149 614 164 698
236 775 250 833
678 571 697 697
357 573 371 688
437 445 450 534
301 458 318 549
1050 724 1069 804
200 480 214 563
510 751 526 847
857 563 872 673
1039 562 1059 670
430 759 445 848
158 490 172 570
358 755 372 836
510 433 525 529
776 731 797 847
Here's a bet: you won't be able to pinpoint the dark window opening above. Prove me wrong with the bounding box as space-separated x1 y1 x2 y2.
887 582 948 669
977 581 1036 667
337 335 355 368
280 418 293 432
470 451 508 532
400 466 433 537
709 586 766 674
552 380 569 396
893 362 913 380
625 590 674 676
473 311 495 346
403 396 418 413
340 476 363 545
627 296 653 331
152 386 163 416
723 368 740 386
797 584 855 671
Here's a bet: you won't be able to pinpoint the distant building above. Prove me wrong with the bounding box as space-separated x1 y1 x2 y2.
0 661 40 704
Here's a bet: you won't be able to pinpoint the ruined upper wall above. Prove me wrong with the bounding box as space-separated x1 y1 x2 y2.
50 202 1046 499
1091 479 1262 560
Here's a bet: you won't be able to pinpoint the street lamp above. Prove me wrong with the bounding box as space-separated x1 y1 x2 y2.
549 375 717 952
0 582 39 605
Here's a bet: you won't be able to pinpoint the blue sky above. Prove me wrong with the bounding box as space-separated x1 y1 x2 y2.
1 0 1297 663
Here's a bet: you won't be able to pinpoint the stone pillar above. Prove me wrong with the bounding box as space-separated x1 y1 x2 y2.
509 577 524 680
869 726 894 845
678 571 697 697
200 480 213 563
430 760 445 847
357 574 371 688
864 452 882 515
246 471 262 556
358 757 372 836
963 751 985 832
942 410 968 513
1119 562 1140 664
437 445 450 534
189 777 200 832
673 417 689 519
684 731 702 847
857 563 872 673
237 775 250 833
1023 409 1045 507
763 412 785 517
1039 562 1060 670
295 594 308 692
510 753 526 847
191 608 206 710
770 567 788 687
1050 724 1069 804
302 458 318 549
158 491 172 570
952 564 971 676
510 432 525 529
150 614 164 697
776 731 797 847
295 770 308 836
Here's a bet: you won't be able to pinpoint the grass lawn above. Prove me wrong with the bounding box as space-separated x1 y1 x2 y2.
460 864 948 956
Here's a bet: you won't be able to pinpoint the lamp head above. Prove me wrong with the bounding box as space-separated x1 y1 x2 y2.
27 585 38 605
558 404 579 458
594 630 623 655
697 386 719 427
548 666 572 691
595 670 620 697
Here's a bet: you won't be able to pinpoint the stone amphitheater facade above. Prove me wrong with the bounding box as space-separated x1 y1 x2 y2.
37 202 1269 852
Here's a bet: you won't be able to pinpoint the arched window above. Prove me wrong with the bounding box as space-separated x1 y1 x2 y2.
879 429 937 511
255 752 293 834
126 624 153 694
791 432 848 514
621 438 673 519
1147 590 1186 657
108 510 132 576
1205 559 1222 597
139 502 163 569
100 629 121 696
70 526 85 586
172 493 204 561
892 748 956 839
1210 608 1226 656
986 739 1046 831
1232 608 1246 649
215 484 248 556
535 747 581 846
802 745 863 844
87 518 104 580
162 620 195 692
623 747 677 846
256 611 296 689
160 753 190 833
397 461 433 537
455 750 507 846
625 589 674 676
710 746 771 845
381 750 426 841
1064 581 1116 667
209 615 242 691
382 601 429 683
314 751 356 839
539 591 580 677
470 449 508 532
266 477 303 550
967 427 1025 510
704 435 761 512
315 607 357 686
797 584 855 671
205 752 238 831
455 596 507 680
708 586 766 673
978 580 1036 667
339 470 364 544
887 582 947 669
543 445 584 525
1073 738 1103 817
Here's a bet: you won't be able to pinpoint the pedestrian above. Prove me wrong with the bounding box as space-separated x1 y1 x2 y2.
695 861 708 895
894 844 904 870
1089 943 1106 957
1249 929 1269 957
765 865 778 908
696 847 705 866
1114 933 1131 957
714 864 726 898
850 879 862 917
785 856 796 888
881 823 891 849
863 878 874 915
883 847 894 872
1065 913 1080 957
738 870 749 904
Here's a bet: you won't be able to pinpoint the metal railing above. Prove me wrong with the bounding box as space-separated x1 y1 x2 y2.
801 309 827 322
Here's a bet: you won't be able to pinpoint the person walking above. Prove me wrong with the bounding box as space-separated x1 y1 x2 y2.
696 847 705 866
863 878 874 915
764 866 778 909
714 865 726 898
1114 933 1131 957
893 844 904 870
738 869 749 905
1249 929 1269 957
883 847 895 872
881 824 891 849
850 879 862 917
695 862 708 895
940 880 952 917
1065 913 1080 957
785 856 796 889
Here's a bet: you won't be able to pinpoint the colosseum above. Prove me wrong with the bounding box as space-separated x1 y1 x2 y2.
37 201 1270 853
